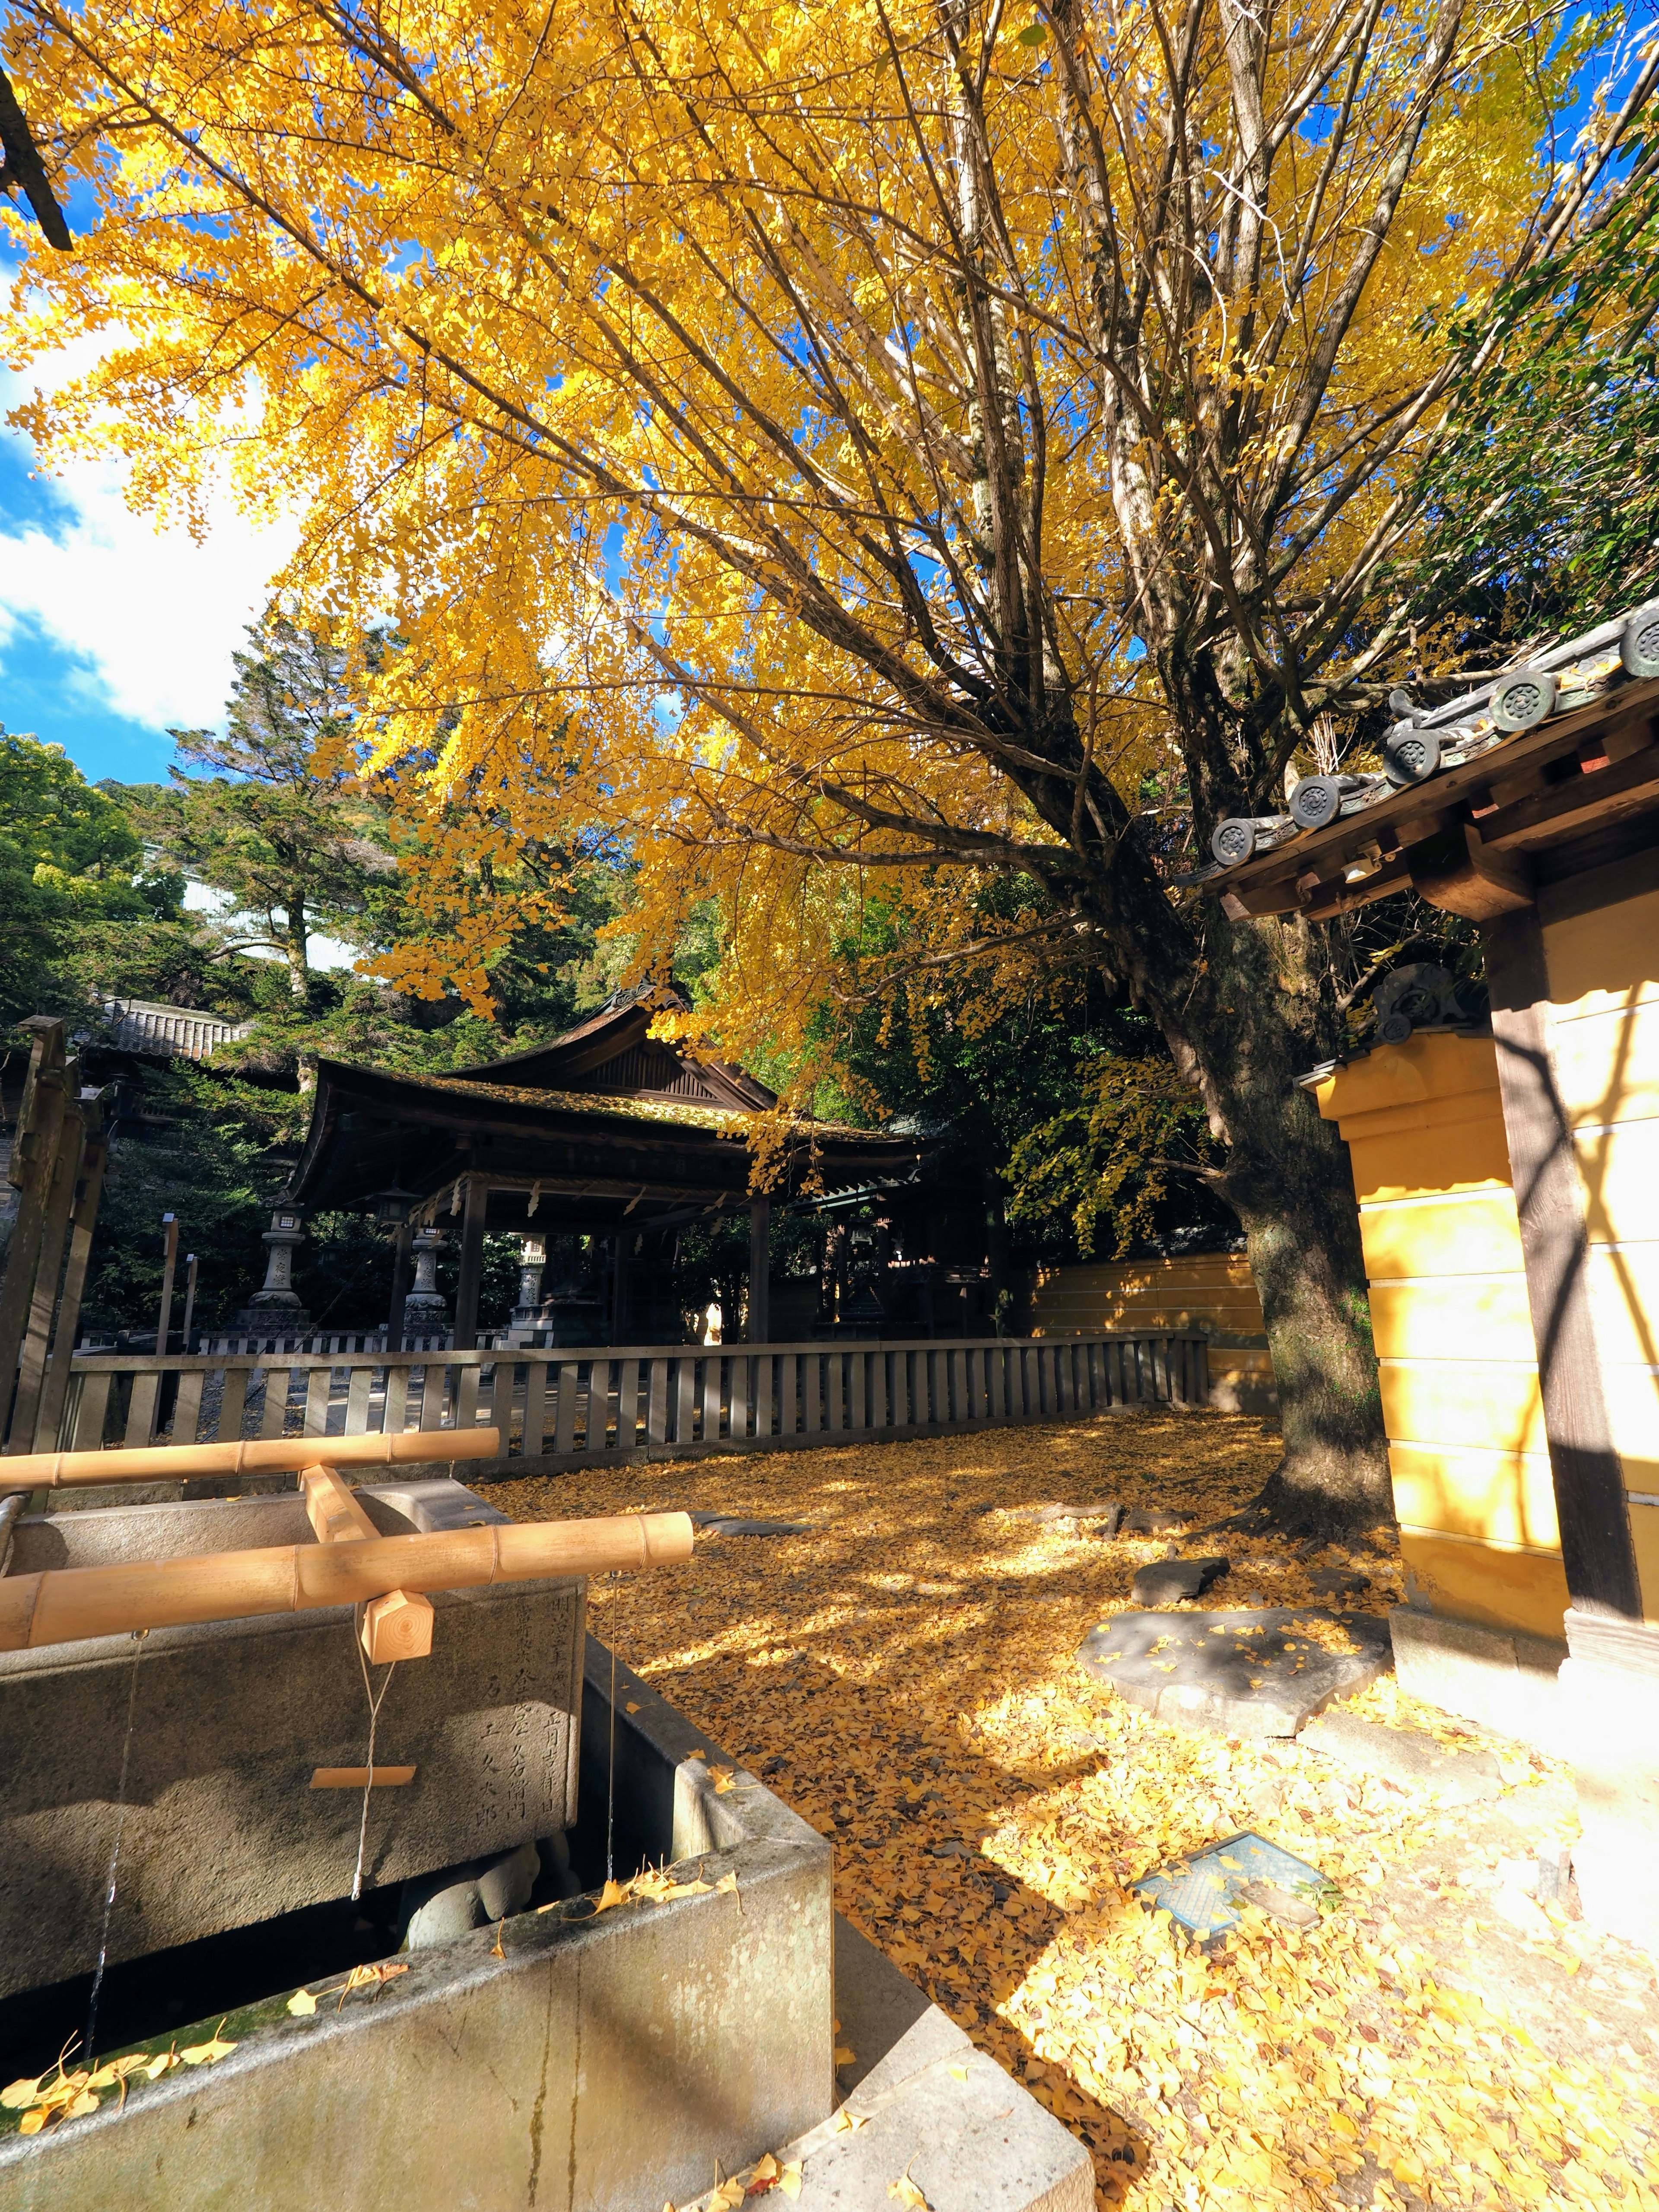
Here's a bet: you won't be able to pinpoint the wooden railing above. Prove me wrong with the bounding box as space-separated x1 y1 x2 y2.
56 1332 1210 1475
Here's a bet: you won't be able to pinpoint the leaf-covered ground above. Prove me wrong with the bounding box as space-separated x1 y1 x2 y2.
495 1411 1659 2210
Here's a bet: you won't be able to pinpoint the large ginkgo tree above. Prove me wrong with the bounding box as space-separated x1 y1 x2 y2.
4 0 1652 1524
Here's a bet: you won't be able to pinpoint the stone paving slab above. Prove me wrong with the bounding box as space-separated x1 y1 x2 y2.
1077 1607 1393 1740
677 1917 1093 2212
1300 1710 1504 1801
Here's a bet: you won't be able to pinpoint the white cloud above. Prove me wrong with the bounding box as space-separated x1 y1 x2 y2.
0 349 300 732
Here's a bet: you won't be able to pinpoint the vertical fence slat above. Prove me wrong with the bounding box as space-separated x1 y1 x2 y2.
418 1362 449 1431
70 1369 111 1451
222 1363 252 1440
527 1361 552 1456
124 1372 160 1447
585 1359 613 1457
553 1363 580 1454
754 1351 774 1442
382 1366 409 1435
344 1364 375 1436
259 1368 292 1439
675 1357 696 1447
617 1358 640 1452
698 1355 721 1445
647 1357 670 1446
170 1370 205 1446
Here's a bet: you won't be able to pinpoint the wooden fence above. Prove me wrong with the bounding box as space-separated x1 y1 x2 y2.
57 1332 1209 1475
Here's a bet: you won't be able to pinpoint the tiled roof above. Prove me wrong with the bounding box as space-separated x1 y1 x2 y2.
1196 597 1659 883
95 998 254 1061
341 1064 900 1144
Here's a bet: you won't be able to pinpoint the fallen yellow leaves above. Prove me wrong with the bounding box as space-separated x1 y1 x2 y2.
496 1414 1659 2210
330 1962 409 2009
4 2024 238 2136
888 2164 929 2207
667 2147 805 2209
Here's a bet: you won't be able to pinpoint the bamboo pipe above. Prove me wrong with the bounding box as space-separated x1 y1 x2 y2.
4 1426 502 1491
0 1510 693 1652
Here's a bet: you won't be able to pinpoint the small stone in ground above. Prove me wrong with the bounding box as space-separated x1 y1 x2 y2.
1307 1565 1371 1600
1079 1607 1392 1739
1034 1500 1123 1534
1124 1506 1189 1534
1238 1879 1321 1927
1131 1555 1230 1605
1298 1710 1503 1802
689 1513 814 1537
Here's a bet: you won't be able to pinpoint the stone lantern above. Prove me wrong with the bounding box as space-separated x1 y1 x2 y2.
229 1204 311 1335
512 1234 548 1341
402 1227 449 1335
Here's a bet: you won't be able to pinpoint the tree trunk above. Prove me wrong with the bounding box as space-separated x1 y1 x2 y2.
284 899 309 1002
1176 889 1391 1537
1043 657 1394 1533
1203 970 1390 1532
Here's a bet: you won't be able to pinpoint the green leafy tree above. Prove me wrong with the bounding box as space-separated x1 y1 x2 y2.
126 610 395 1000
1405 159 1659 640
0 731 186 1027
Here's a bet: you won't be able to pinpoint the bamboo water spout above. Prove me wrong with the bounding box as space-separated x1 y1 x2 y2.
6 1426 502 1490
0 1510 694 1652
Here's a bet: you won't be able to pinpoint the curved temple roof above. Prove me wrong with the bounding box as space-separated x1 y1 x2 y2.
290 1052 923 1233
1194 601 1659 925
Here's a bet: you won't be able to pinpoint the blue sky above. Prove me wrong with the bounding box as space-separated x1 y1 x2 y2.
0 348 296 788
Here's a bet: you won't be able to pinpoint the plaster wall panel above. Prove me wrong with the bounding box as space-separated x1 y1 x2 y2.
1398 1527 1572 1641
1357 1190 1527 1284
1388 1441 1561 1553
1378 1357 1548 1460
1366 1277 1535 1363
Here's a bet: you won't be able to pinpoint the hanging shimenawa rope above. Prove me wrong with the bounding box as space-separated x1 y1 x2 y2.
350 1610 397 1904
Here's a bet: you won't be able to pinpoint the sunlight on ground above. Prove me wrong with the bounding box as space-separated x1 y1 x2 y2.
496 1412 1659 2210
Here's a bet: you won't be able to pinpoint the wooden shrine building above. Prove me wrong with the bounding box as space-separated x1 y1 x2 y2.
1203 596 1659 1953
289 990 928 1350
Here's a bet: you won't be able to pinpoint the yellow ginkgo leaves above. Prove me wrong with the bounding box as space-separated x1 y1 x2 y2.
497 1414 1659 2211
286 1989 318 2016
888 2164 929 2207
4 2026 238 2136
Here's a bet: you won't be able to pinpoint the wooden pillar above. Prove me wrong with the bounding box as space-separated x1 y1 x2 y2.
0 1019 68 1450
33 1115 109 1452
9 1096 85 1452
611 1231 628 1344
386 1220 414 1350
1483 910 1642 1621
155 1213 180 1359
748 1198 770 1344
452 1179 488 1351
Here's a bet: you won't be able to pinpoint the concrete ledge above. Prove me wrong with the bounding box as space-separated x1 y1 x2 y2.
768 1917 1093 2212
1388 1606 1566 1754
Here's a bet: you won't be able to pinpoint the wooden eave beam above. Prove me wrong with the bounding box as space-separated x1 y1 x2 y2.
1211 683 1659 922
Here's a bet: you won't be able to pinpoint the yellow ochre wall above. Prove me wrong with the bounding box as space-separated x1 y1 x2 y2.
1538 863 1659 1622
1314 1033 1571 1640
1026 1252 1275 1410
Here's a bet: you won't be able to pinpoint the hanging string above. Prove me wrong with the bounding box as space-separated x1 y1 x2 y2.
350 1610 397 1904
86 1628 147 2064
606 1573 619 1886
